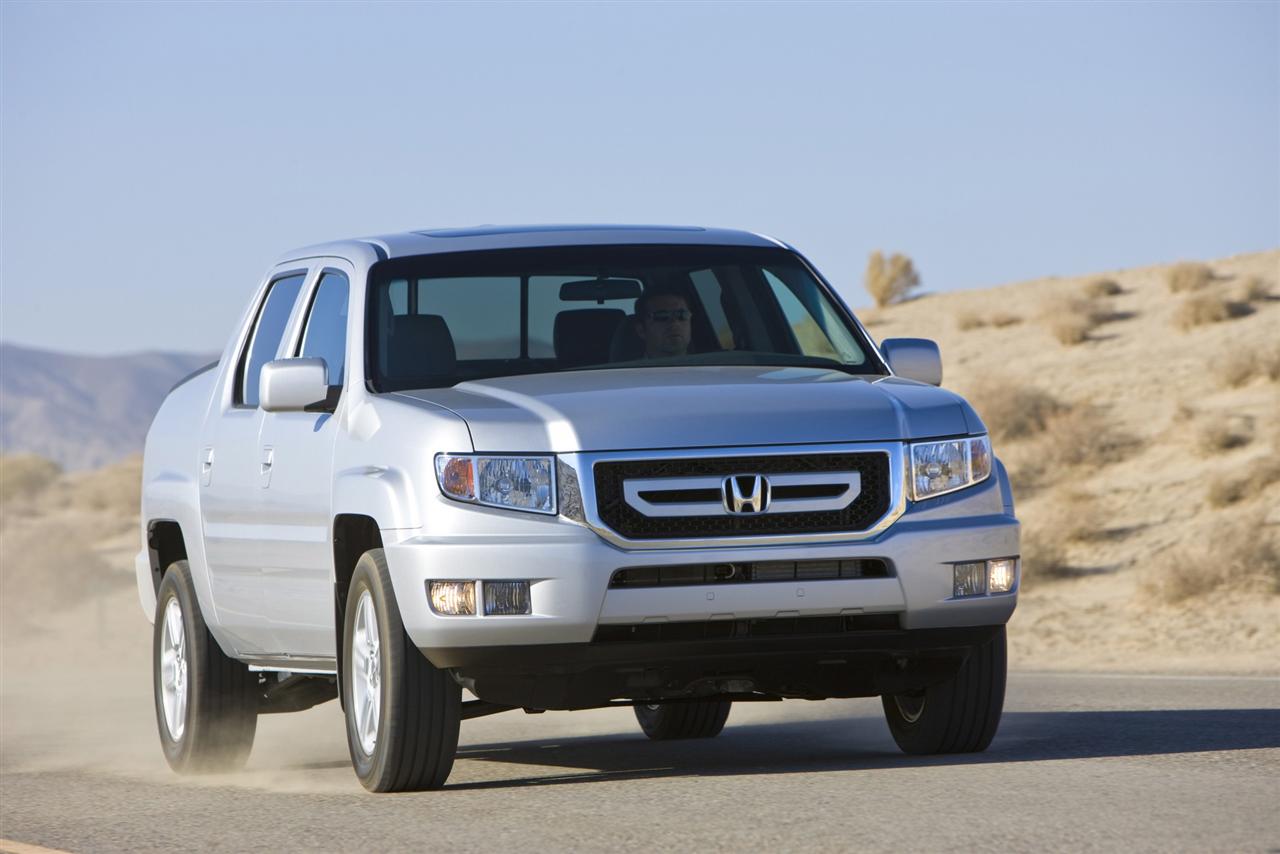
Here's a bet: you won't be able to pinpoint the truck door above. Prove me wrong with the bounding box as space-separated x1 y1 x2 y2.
255 265 351 657
200 267 310 655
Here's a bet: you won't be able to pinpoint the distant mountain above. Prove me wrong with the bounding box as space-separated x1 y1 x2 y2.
0 343 218 470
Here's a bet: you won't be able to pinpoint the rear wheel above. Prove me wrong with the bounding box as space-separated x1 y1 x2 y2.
634 700 732 740
152 560 258 773
342 549 461 792
881 626 1007 754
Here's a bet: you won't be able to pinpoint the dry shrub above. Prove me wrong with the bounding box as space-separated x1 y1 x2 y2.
1019 529 1073 589
1262 344 1280 382
956 311 986 331
1031 490 1106 544
1174 293 1249 331
864 251 921 308
1141 515 1280 603
1205 456 1280 508
1172 402 1196 423
1197 422 1252 455
0 455 63 506
964 383 1067 443
1084 277 1122 298
990 312 1021 328
1237 275 1270 302
1166 262 1213 293
1216 349 1258 388
1040 296 1107 345
1039 406 1136 469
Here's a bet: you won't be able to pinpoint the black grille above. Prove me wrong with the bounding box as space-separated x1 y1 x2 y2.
609 558 891 588
593 452 891 539
592 613 902 644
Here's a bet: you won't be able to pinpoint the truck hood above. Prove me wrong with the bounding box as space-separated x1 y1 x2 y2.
394 366 982 453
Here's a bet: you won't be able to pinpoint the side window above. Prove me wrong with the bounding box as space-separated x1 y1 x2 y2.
236 273 306 407
299 271 350 385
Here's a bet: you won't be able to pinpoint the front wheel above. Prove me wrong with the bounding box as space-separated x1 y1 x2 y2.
342 549 461 792
152 561 258 773
881 626 1007 754
634 700 732 740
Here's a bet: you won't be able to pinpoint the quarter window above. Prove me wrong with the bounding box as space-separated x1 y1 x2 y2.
299 271 350 386
237 273 306 407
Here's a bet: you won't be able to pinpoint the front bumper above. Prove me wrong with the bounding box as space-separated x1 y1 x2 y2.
383 467 1019 661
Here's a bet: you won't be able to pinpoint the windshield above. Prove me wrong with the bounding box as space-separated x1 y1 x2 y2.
366 244 884 391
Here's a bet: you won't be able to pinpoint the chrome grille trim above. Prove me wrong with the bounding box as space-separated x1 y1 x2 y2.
558 442 907 550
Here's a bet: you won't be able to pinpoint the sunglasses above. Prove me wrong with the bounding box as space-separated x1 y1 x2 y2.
646 309 691 323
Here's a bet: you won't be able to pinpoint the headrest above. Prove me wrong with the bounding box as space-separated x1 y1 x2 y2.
384 314 456 381
609 314 644 362
554 308 626 368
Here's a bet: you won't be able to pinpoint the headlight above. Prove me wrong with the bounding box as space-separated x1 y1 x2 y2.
434 454 556 514
909 435 992 501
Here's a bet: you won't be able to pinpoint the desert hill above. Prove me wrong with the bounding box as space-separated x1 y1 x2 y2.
0 343 216 469
864 248 1279 671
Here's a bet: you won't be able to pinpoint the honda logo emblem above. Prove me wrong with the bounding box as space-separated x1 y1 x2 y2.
723 475 770 514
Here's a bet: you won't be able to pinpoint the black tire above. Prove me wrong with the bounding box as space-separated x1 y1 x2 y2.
342 549 461 792
152 560 258 773
881 625 1007 755
634 700 732 740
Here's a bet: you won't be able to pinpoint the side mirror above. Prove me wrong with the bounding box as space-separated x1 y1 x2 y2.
880 338 943 386
260 358 335 412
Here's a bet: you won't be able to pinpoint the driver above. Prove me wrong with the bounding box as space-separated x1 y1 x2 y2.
634 290 694 358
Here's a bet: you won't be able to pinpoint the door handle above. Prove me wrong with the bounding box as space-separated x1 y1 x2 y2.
259 446 274 488
201 447 214 487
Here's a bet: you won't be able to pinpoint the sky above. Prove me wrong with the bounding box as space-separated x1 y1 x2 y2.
1 0 1276 355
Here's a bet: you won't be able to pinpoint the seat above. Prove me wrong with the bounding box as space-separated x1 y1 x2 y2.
383 314 456 382
609 315 644 362
554 309 626 368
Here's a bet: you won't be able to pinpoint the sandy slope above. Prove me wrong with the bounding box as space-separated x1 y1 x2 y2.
864 248 1280 673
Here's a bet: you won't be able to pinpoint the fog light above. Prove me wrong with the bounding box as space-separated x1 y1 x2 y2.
953 562 987 598
484 581 531 615
428 581 476 616
988 558 1017 593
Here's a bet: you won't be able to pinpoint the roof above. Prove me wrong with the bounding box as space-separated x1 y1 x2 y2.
275 224 789 266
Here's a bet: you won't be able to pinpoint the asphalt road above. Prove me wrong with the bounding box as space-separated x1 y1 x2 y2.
2 672 1278 853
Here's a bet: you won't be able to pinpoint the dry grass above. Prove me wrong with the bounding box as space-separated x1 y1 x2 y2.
1084 277 1122 298
956 311 986 331
1217 349 1259 388
990 312 1021 328
1019 529 1074 589
1039 295 1112 345
1040 406 1136 469
864 251 921 308
1166 262 1213 293
1237 275 1271 303
0 455 63 506
1197 422 1253 455
1174 293 1249 331
1266 345 1280 382
1205 456 1280 508
963 382 1066 443
1141 515 1280 603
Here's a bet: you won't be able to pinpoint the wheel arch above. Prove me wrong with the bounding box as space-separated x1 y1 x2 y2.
332 513 385 709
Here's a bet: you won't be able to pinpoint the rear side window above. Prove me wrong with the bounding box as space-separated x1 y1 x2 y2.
299 271 350 385
237 273 306 407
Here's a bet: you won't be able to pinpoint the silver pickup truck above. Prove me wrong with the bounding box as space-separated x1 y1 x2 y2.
137 225 1019 792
